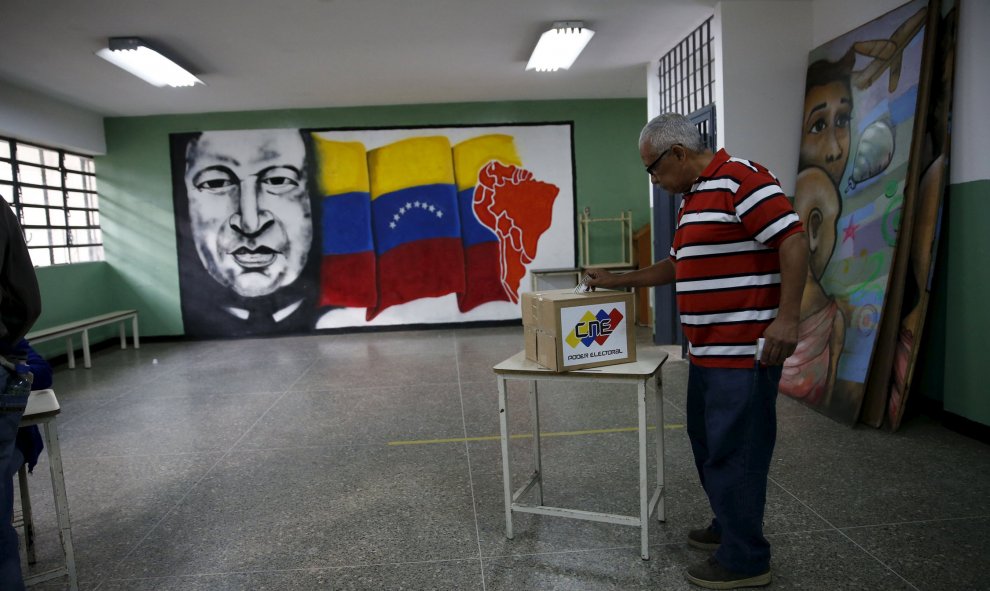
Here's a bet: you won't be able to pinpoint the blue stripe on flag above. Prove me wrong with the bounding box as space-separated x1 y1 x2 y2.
323 192 373 255
372 184 461 255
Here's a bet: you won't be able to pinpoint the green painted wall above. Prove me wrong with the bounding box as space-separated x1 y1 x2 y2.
97 98 648 336
940 179 990 426
31 262 121 359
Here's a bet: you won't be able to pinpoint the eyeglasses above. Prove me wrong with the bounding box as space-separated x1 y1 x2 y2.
645 145 678 176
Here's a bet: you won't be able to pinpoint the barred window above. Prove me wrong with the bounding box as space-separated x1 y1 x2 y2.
0 137 103 267
659 17 715 116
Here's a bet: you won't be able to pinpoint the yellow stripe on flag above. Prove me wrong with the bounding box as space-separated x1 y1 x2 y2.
311 136 370 196
367 136 454 200
452 135 522 192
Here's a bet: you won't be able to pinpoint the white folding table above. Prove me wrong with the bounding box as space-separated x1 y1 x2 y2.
493 349 668 559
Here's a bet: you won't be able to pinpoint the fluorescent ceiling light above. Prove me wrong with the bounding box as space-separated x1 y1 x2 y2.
526 22 595 72
96 37 202 88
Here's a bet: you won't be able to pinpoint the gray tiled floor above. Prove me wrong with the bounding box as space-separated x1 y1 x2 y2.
14 326 989 590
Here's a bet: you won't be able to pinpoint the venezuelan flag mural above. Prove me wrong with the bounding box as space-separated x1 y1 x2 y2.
367 136 465 320
170 123 575 337
313 137 377 308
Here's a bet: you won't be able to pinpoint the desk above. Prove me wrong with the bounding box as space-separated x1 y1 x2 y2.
18 389 78 590
493 349 668 559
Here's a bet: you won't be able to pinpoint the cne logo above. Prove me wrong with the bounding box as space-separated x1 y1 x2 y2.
565 308 624 348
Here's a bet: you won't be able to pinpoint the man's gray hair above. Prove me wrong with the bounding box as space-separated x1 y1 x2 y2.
639 113 705 154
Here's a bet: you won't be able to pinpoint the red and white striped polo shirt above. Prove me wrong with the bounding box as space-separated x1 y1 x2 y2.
670 149 803 368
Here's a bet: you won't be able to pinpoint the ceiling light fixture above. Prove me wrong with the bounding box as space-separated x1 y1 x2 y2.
96 37 203 88
526 21 595 72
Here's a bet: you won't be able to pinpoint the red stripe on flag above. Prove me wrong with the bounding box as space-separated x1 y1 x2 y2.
367 237 466 320
320 252 378 308
457 241 511 313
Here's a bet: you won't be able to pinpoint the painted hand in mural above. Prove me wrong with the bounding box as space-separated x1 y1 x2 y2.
851 7 927 93
473 161 559 303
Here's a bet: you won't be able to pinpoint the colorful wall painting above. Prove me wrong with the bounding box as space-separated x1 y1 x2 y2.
780 0 932 424
170 123 575 338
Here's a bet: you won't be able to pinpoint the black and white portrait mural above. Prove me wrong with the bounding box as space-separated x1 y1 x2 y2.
171 124 576 339
171 129 322 337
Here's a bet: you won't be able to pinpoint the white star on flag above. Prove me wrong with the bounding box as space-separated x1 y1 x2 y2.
414 201 420 207
428 205 436 212
437 211 443 218
393 213 400 221
399 206 406 214
389 221 396 229
406 202 412 209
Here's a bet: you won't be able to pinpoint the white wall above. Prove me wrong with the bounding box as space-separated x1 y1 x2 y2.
949 0 989 184
713 0 813 194
0 80 105 154
811 0 909 47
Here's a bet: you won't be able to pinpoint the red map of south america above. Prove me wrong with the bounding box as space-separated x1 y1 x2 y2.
473 161 559 302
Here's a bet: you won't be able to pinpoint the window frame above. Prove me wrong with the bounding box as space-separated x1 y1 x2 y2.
0 136 104 267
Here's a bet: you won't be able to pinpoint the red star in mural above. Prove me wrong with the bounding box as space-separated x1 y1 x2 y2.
842 216 860 243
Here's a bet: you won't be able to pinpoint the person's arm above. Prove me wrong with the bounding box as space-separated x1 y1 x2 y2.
761 232 809 365
585 258 675 289
0 201 42 350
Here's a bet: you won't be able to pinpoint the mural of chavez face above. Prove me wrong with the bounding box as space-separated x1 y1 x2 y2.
184 130 312 298
799 80 853 184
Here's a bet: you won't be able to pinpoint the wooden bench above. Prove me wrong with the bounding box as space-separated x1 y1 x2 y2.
26 310 139 369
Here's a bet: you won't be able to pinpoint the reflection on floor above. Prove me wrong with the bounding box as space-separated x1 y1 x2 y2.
15 326 990 590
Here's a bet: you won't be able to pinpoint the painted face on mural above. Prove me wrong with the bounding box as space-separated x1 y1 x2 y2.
799 80 852 184
184 130 312 298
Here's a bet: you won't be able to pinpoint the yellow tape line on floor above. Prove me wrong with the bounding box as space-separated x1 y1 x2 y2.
387 424 685 446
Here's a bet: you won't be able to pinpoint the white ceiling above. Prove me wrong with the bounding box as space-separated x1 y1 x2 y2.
0 0 718 117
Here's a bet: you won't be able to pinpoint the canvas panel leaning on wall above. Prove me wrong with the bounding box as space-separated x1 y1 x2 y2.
886 0 958 431
780 0 934 425
169 123 576 338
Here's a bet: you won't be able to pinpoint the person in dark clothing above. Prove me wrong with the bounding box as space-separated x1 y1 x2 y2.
0 197 42 591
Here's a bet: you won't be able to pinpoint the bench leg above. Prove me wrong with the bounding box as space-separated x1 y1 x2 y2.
17 464 36 565
64 336 75 369
82 329 91 369
132 315 140 349
119 322 127 350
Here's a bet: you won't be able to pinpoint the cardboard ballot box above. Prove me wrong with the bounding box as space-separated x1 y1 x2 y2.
522 288 636 371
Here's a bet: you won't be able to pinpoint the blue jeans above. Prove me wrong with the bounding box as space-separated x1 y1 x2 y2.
686 362 781 575
0 366 26 591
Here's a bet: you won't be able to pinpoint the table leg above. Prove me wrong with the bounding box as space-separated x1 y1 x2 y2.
81 329 91 369
655 373 666 522
638 378 650 560
119 321 127 349
528 380 544 505
497 376 514 539
18 465 36 564
43 421 78 591
132 315 140 349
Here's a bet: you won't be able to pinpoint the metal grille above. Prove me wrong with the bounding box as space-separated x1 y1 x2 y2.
0 136 104 267
659 17 714 116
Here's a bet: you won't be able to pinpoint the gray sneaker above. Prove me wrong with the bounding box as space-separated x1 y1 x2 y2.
686 556 771 589
687 526 721 550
